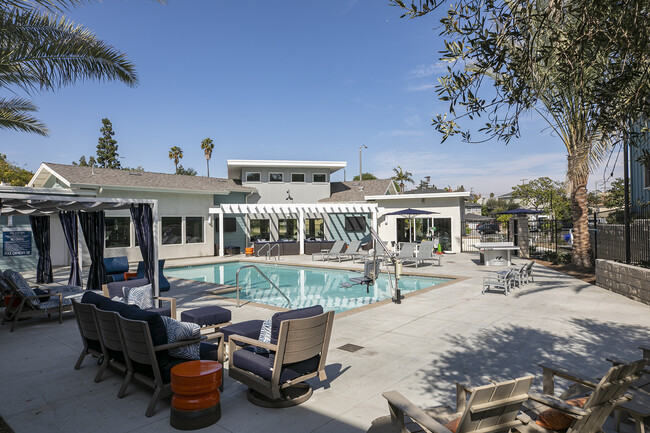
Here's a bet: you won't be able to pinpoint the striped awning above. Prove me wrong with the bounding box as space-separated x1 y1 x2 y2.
212 203 378 214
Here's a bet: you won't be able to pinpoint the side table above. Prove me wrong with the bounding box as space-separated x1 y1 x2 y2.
170 360 222 430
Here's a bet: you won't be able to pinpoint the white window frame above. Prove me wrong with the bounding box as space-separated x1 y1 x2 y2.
269 172 284 182
313 173 327 183
291 172 305 183
245 172 261 182
185 216 205 244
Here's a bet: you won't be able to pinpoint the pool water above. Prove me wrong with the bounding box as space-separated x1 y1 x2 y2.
165 261 451 313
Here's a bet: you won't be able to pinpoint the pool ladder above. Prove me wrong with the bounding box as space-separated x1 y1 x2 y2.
255 243 281 261
235 265 291 308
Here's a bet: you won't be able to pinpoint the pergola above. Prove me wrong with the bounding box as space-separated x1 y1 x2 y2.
210 202 379 256
0 191 160 296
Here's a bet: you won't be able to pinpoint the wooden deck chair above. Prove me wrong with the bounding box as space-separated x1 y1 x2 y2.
228 307 335 408
515 359 647 433
371 375 534 433
71 300 104 378
606 347 650 433
93 308 133 397
312 240 345 261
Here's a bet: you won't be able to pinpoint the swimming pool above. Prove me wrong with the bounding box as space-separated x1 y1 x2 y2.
165 261 451 313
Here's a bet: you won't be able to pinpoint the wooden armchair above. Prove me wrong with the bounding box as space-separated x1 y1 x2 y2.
228 306 335 408
102 278 176 318
516 359 647 433
375 375 533 433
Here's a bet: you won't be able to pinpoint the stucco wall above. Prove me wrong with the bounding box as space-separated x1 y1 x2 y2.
374 196 464 253
327 213 371 243
239 167 331 203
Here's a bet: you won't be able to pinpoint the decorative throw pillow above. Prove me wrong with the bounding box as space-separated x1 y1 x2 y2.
33 288 50 302
255 317 273 354
123 284 154 310
535 396 589 430
111 296 125 303
161 316 201 360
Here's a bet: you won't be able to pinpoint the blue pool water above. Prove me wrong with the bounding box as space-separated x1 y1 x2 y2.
165 261 451 313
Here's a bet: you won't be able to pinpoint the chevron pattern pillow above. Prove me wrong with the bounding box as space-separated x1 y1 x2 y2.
255 317 273 354
161 316 201 360
123 284 154 310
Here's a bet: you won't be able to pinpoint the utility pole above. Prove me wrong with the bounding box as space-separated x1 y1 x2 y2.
359 145 367 181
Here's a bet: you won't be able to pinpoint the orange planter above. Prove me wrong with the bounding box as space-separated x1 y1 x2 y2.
170 360 222 429
245 247 254 256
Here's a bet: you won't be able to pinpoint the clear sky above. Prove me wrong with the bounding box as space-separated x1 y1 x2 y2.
1 0 623 196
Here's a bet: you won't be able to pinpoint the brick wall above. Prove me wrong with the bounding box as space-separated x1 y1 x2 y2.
595 259 650 305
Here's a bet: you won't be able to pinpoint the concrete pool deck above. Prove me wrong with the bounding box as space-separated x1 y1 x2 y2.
1 252 649 432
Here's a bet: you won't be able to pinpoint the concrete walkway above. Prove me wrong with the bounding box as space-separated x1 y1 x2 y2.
1 253 648 433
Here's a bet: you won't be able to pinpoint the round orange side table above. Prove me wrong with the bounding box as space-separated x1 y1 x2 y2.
170 360 222 430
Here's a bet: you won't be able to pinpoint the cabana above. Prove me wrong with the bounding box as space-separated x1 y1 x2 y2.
0 190 161 297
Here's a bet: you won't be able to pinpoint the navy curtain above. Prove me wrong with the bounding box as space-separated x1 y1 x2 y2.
28 215 53 284
79 211 107 291
59 211 82 287
130 204 155 289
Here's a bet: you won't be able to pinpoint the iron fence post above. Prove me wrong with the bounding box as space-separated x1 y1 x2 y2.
593 211 598 266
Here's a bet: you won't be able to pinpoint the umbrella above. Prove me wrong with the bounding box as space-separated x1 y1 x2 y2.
497 208 544 215
384 208 439 242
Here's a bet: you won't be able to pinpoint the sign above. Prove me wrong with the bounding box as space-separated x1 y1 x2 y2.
2 230 32 257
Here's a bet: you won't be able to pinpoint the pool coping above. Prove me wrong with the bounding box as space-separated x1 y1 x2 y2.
167 258 470 317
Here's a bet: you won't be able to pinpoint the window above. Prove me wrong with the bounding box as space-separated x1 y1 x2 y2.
249 219 270 242
246 172 261 182
345 216 366 232
313 173 326 183
105 217 130 248
291 173 305 182
278 219 297 240
162 217 182 245
305 218 324 239
216 217 237 232
186 217 204 243
269 173 283 182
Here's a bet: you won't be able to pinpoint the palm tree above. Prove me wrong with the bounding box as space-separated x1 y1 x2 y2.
200 138 214 177
168 146 183 172
0 1 142 135
392 166 414 193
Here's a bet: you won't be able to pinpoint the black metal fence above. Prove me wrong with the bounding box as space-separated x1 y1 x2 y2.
461 220 510 252
593 205 650 267
528 219 573 258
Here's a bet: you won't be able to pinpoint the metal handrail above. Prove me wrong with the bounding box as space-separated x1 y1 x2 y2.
256 243 270 257
267 243 280 261
235 265 291 308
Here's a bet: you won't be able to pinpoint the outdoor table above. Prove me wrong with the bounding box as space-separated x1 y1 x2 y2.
170 360 222 430
475 242 520 266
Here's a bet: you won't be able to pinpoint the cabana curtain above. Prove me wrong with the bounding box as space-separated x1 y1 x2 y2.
28 215 53 284
130 204 155 289
79 211 107 291
59 210 82 287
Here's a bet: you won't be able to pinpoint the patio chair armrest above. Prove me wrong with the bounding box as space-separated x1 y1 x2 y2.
154 296 176 318
382 391 453 433
539 362 598 394
454 382 474 412
229 334 277 351
154 336 206 352
527 391 588 418
640 346 650 358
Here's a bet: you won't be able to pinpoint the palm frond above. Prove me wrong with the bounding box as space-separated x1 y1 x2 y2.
0 96 47 135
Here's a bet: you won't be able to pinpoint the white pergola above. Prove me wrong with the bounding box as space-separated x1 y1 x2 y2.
209 203 379 256
0 191 161 296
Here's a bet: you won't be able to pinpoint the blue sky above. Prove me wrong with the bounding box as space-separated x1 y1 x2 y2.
2 0 622 196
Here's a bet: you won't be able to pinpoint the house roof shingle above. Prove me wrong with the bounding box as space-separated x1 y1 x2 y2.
319 179 394 203
37 163 253 194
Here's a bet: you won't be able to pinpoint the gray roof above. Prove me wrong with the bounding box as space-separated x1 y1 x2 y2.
319 179 394 203
38 163 253 194
404 187 448 194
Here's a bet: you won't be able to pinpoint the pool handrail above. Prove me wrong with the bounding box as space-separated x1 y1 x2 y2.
267 243 280 261
235 265 291 308
256 243 271 258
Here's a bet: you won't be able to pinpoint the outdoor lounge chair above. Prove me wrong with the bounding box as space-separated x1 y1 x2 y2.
228 305 335 408
1 270 83 331
482 269 514 296
407 241 442 268
515 358 647 433
117 313 222 417
311 240 345 261
370 375 534 433
354 241 390 263
72 300 105 377
395 243 417 261
129 260 171 292
333 240 363 262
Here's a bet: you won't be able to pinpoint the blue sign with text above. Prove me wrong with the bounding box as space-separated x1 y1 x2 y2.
2 230 32 256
